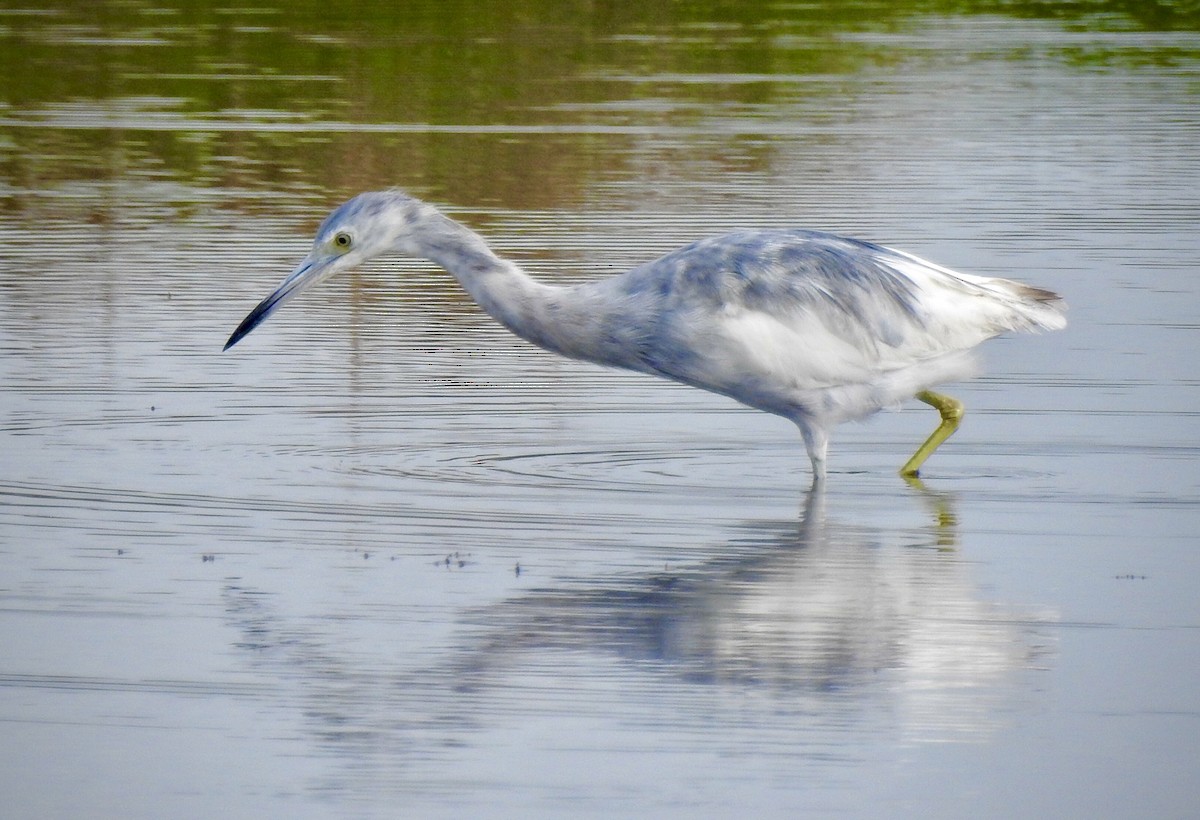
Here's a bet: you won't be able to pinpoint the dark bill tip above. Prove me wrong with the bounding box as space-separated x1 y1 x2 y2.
223 292 281 351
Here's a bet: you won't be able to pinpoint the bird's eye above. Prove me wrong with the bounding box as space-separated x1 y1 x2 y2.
333 232 352 249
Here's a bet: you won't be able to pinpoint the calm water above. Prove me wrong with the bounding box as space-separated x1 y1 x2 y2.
2 2 1199 818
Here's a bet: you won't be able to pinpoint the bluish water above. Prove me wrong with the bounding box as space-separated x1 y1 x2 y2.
1 4 1198 818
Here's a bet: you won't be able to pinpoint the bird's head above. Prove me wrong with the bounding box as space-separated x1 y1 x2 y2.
224 190 430 350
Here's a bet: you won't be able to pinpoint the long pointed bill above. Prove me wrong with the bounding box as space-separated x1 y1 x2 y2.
224 256 333 350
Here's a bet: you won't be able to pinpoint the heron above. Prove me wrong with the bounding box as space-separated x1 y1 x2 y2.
225 190 1066 483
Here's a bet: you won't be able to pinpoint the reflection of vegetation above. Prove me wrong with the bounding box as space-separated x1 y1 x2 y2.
0 0 1195 206
977 0 1198 30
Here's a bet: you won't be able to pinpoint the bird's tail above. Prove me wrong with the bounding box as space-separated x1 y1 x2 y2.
882 247 1067 334
983 278 1068 333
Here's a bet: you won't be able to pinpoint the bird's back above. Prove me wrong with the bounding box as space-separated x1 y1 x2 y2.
592 229 1064 422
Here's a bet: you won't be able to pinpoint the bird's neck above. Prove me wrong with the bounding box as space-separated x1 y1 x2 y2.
413 210 613 363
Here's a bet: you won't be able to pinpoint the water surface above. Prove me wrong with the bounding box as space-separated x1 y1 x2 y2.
2 2 1198 818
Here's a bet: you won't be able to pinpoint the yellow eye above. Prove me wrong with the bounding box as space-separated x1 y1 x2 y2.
333 232 352 249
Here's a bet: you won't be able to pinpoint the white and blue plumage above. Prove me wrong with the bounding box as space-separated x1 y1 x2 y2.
226 190 1066 483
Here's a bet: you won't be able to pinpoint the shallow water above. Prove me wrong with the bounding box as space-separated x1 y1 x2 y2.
2 3 1199 818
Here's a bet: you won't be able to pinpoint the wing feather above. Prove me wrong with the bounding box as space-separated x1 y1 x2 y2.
607 229 1064 418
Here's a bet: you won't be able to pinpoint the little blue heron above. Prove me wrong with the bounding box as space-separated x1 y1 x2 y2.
225 190 1066 483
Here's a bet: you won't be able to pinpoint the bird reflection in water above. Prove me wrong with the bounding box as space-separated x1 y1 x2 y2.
221 487 1055 776
456 487 1049 730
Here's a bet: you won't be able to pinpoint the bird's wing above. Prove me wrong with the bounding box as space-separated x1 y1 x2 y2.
610 230 1057 408
620 231 935 365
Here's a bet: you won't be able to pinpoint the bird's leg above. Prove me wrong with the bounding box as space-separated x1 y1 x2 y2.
798 424 829 485
899 390 964 478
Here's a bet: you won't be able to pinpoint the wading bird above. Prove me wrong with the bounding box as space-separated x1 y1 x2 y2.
225 190 1065 483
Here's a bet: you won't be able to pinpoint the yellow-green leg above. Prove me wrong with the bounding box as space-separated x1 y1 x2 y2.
899 390 964 478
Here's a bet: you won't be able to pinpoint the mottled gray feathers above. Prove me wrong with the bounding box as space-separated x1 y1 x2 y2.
621 230 926 343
